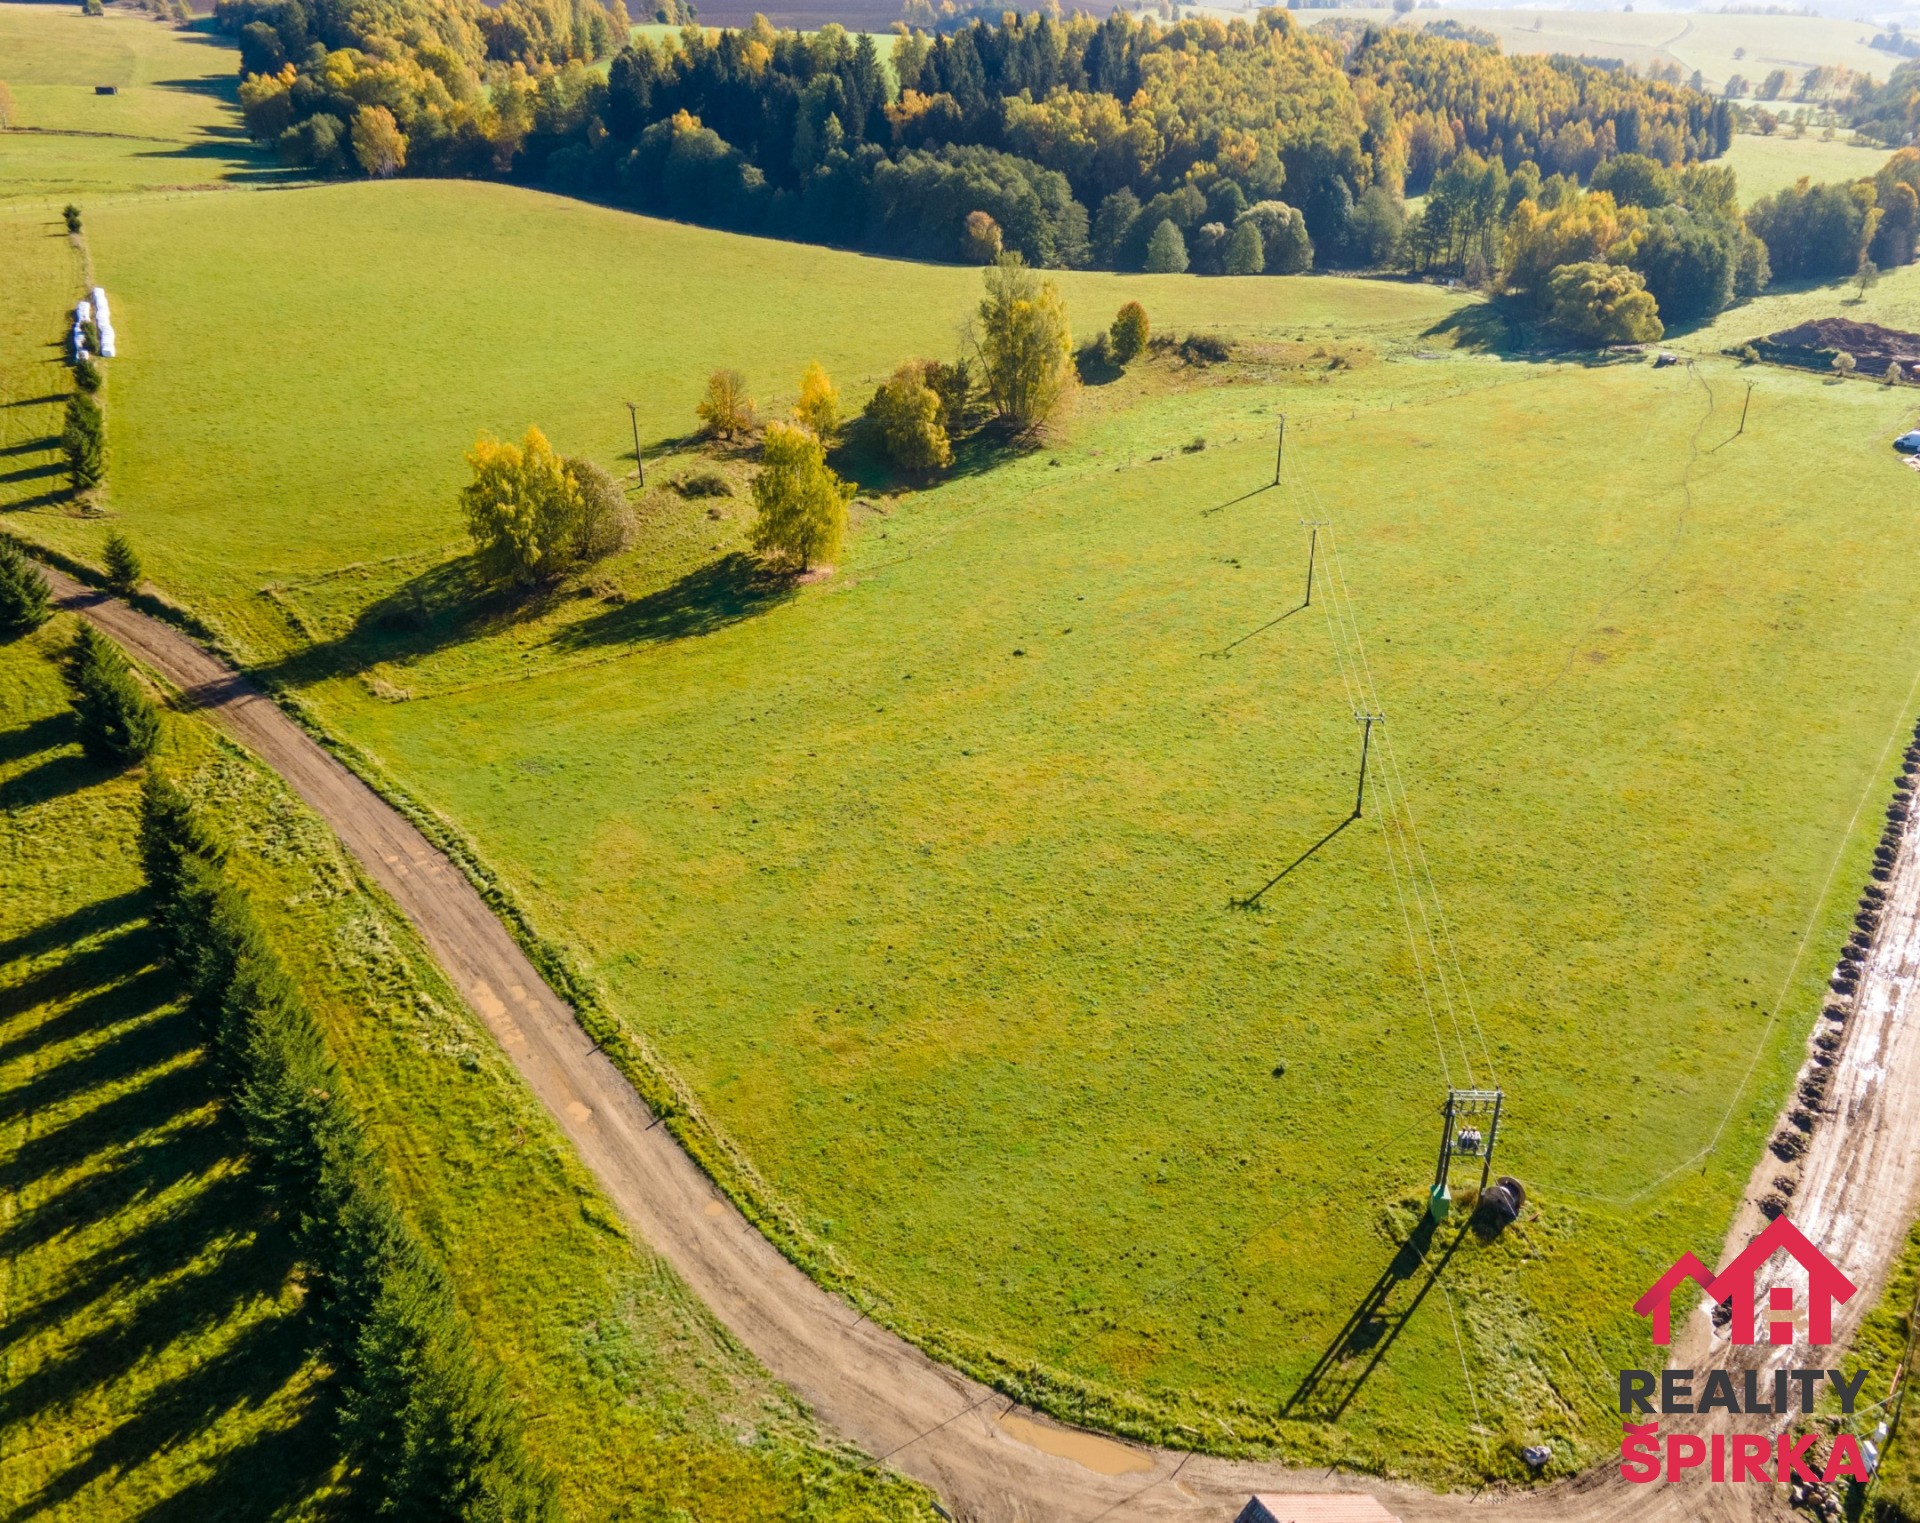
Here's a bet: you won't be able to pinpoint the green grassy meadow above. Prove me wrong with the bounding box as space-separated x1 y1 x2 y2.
0 4 286 205
1721 131 1894 203
1336 7 1898 95
0 619 936 1520
10 0 1920 1488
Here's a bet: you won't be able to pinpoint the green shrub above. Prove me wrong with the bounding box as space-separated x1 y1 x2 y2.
63 622 158 764
673 470 733 498
1110 301 1150 363
62 203 81 233
868 363 953 474
0 536 51 637
73 355 102 393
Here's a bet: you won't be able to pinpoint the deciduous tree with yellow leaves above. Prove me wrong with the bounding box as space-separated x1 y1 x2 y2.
751 422 852 572
973 254 1073 434
793 362 842 438
461 427 630 589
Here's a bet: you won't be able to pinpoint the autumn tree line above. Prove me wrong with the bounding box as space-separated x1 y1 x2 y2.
221 0 1726 270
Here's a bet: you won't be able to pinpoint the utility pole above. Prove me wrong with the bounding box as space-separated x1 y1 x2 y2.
1273 413 1287 486
1736 382 1752 440
1300 518 1329 607
626 401 645 485
1353 712 1383 819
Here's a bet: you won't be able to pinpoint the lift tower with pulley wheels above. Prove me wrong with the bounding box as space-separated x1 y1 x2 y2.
1429 1088 1503 1221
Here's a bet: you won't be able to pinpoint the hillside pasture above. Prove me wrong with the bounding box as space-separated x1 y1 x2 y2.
1336 7 1899 95
0 615 939 1521
0 5 281 205
5 160 1919 1479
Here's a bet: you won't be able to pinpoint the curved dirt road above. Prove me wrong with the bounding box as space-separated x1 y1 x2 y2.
54 565 1920 1523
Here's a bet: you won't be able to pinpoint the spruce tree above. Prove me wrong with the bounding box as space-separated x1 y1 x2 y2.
62 392 105 494
103 531 141 596
64 621 158 764
0 536 50 636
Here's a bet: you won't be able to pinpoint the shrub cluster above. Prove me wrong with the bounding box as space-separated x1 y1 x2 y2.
138 775 557 1522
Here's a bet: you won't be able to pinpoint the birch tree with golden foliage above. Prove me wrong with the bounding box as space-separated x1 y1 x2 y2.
751 422 852 571
461 427 631 588
973 254 1073 433
793 362 842 438
696 369 756 439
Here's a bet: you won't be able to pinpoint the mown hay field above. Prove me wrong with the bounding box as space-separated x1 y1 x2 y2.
8 1 1920 1483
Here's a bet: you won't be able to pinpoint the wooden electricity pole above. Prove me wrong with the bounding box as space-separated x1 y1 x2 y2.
1300 518 1329 607
1273 413 1287 486
626 401 645 485
1736 382 1752 439
1353 712 1383 819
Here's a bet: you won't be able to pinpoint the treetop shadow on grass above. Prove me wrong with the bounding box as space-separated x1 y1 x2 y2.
0 992 194 1132
0 886 141 969
549 550 798 653
0 952 163 1070
0 460 64 487
0 745 121 815
258 543 811 689
0 897 334 1520
0 709 76 769
0 435 57 460
2 1311 326 1523
250 553 524 691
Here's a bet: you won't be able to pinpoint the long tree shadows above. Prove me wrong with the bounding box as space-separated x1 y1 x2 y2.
253 546 806 699
1283 1216 1470 1422
251 553 503 692
1422 302 1523 355
1 911 336 1519
550 551 798 653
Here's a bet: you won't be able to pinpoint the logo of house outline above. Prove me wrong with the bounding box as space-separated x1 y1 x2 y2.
1633 1217 1857 1347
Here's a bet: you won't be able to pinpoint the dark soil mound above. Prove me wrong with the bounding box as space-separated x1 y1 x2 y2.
1745 317 1920 377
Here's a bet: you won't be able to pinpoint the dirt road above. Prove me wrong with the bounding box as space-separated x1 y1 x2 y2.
53 566 1920 1523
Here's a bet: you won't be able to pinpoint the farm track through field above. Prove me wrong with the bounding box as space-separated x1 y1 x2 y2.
48 563 1920 1523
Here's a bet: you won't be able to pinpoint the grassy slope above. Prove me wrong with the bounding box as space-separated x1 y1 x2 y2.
1722 131 1894 203
8 159 1920 1478
1334 8 1897 95
10 179 1455 651
0 620 937 1520
7 0 1920 1485
0 4 290 205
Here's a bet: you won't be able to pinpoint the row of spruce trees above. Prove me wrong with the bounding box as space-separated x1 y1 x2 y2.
139 771 556 1519
0 533 555 1519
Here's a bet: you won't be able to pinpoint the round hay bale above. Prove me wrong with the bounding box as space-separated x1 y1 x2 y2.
1478 1176 1525 1227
